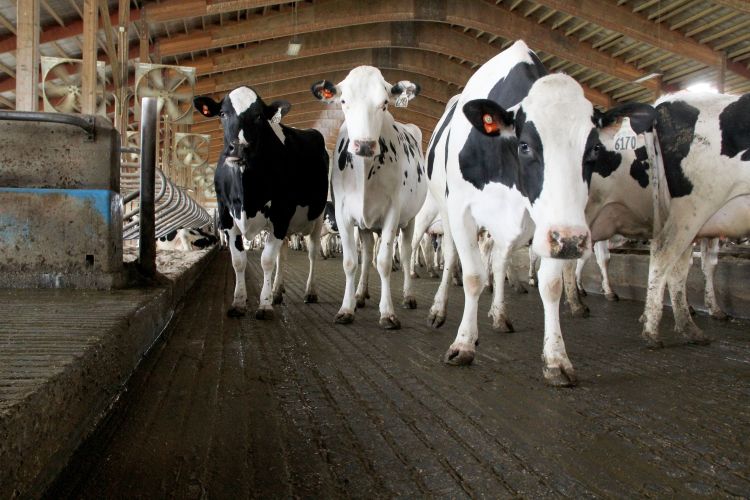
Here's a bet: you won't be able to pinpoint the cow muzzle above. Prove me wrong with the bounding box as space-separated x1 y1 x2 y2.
353 140 377 157
547 227 590 259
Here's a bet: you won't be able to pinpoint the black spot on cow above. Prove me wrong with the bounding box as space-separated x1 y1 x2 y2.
368 164 376 180
427 101 457 179
338 139 351 171
376 137 388 165
403 143 410 158
458 57 547 200
655 100 697 198
629 146 650 187
582 128 622 187
719 93 750 161
416 164 423 182
160 229 178 242
389 141 396 155
404 170 408 178
234 234 243 252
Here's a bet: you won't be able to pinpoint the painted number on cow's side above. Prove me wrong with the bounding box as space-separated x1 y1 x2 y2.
614 117 637 151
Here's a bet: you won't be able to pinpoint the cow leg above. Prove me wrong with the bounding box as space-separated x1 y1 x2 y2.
335 221 358 324
701 238 727 320
444 214 484 365
272 239 287 305
256 235 283 320
668 245 711 345
400 222 417 309
563 260 589 318
505 251 528 294
410 212 432 279
594 240 618 301
574 255 587 296
488 239 514 333
356 230 374 308
428 215 456 328
376 221 401 329
227 228 249 317
528 246 539 287
304 219 323 304
538 258 577 386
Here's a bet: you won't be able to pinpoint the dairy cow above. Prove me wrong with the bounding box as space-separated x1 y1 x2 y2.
157 227 218 251
425 40 653 385
311 66 427 329
194 87 328 318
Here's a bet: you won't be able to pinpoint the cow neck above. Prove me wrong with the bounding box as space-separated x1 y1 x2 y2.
357 111 397 220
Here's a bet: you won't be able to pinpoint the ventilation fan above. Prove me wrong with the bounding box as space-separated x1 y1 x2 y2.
135 63 196 124
41 56 112 115
174 133 209 170
121 131 140 168
191 141 216 199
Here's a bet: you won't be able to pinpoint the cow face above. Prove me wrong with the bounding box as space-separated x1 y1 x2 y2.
463 74 601 259
312 66 419 157
193 87 291 164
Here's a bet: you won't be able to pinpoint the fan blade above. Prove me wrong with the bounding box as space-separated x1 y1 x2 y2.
138 86 161 98
148 69 165 90
170 91 194 103
166 72 189 92
59 92 78 113
44 82 72 98
50 64 73 84
184 152 194 165
156 98 165 115
165 99 181 121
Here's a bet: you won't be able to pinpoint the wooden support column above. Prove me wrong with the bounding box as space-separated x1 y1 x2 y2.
717 52 727 94
117 0 130 139
138 19 150 64
15 0 40 111
81 0 99 115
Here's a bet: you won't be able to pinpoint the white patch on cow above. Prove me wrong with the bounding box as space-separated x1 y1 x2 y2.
238 129 248 145
229 86 257 116
269 121 286 144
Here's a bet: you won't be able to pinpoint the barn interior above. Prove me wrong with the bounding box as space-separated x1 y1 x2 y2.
0 0 749 497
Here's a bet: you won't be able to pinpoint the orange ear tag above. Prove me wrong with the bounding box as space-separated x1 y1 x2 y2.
483 114 499 134
322 88 334 99
202 104 210 116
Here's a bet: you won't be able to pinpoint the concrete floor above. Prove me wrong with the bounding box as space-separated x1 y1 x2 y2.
49 249 750 498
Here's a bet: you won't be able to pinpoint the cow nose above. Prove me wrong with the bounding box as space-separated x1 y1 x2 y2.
227 141 237 155
353 140 377 157
547 228 589 259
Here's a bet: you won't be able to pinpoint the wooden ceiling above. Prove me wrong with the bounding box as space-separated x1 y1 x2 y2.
2 0 750 162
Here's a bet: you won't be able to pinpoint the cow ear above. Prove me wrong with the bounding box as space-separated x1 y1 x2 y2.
311 80 338 102
265 100 291 121
462 99 514 137
390 80 420 102
595 102 656 134
194 96 222 118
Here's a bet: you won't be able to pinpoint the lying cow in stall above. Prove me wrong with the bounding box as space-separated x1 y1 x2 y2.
157 227 218 251
320 201 341 259
193 87 328 318
312 66 427 329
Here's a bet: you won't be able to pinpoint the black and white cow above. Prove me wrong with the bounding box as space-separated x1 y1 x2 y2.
193 87 328 318
311 66 427 329
424 40 656 386
320 201 340 259
156 227 218 251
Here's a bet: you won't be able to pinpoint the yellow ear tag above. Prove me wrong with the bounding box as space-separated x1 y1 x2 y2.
614 117 637 151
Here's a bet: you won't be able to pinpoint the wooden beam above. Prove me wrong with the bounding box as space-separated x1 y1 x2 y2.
16 0 40 111
81 0 98 114
0 13 17 34
711 0 750 15
98 0 120 88
138 19 149 63
146 0 295 23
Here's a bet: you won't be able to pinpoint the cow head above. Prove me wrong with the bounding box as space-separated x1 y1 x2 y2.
463 74 605 259
311 66 419 157
193 87 291 164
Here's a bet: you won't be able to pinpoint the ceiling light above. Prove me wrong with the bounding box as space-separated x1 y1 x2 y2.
634 72 661 83
286 39 302 57
686 82 718 94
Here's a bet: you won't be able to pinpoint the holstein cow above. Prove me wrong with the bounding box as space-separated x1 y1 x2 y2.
194 87 328 318
157 227 218 251
425 40 652 386
320 201 340 259
311 66 427 329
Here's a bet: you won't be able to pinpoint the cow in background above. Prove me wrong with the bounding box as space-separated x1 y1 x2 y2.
157 227 218 251
312 66 427 329
194 86 328 318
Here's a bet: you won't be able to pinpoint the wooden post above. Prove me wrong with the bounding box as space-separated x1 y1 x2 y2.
138 19 150 64
81 0 99 115
15 0 40 111
117 0 130 140
718 52 727 94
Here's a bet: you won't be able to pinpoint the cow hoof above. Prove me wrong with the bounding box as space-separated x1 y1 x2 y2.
642 331 664 349
410 272 419 279
528 278 537 287
605 292 619 302
402 296 417 309
543 365 578 387
711 310 729 321
379 315 401 330
443 344 475 366
570 304 590 318
255 307 274 320
335 312 354 324
227 306 247 317
304 293 318 304
688 336 712 346
355 296 366 309
428 309 446 329
578 287 588 297
272 292 284 305
491 315 514 333
365 291 371 299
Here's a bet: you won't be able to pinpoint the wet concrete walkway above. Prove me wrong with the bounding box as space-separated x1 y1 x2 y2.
50 249 750 498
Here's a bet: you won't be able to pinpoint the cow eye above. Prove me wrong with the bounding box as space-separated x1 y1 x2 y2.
219 111 225 118
341 99 346 104
593 143 602 152
519 142 530 154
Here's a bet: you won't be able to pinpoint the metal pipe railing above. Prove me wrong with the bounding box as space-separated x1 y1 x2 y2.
0 110 97 140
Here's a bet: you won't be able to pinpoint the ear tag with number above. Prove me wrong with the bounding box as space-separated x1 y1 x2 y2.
613 117 637 151
395 94 409 108
483 114 499 134
271 108 282 124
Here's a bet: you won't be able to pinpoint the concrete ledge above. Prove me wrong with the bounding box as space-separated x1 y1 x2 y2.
0 247 217 498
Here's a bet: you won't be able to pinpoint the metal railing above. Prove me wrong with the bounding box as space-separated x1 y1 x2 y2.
120 97 211 276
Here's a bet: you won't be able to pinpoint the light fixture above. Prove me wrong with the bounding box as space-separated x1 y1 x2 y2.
686 82 718 93
286 2 301 56
634 72 661 83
